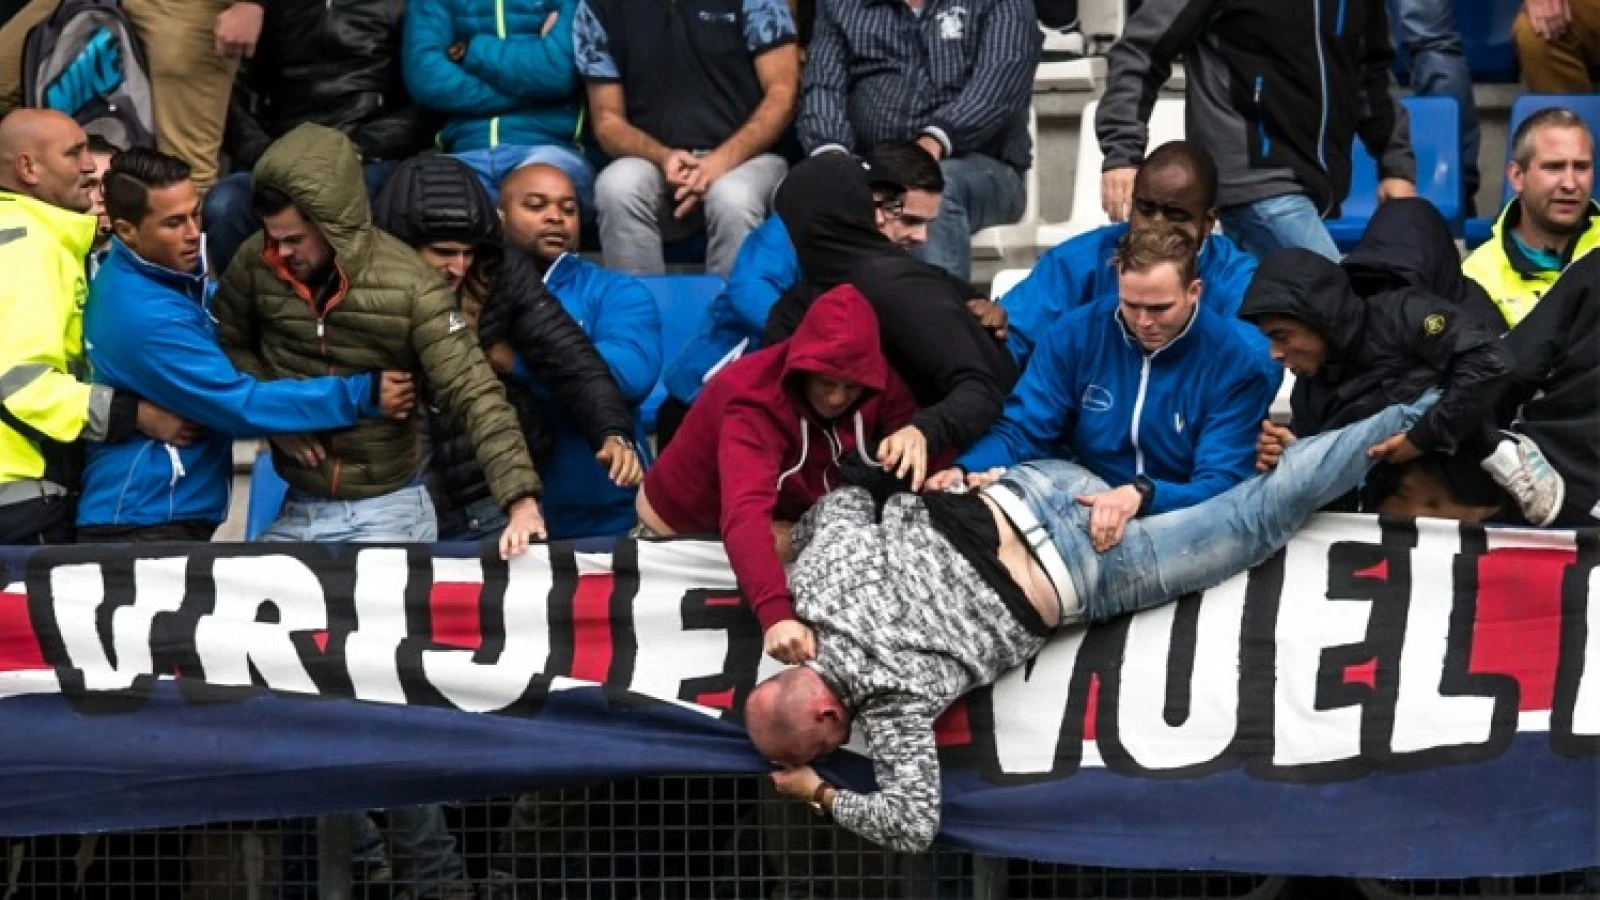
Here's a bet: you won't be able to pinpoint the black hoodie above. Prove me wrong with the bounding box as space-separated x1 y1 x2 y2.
1240 249 1509 456
761 154 1018 455
373 155 636 515
1497 252 1600 526
1341 198 1504 332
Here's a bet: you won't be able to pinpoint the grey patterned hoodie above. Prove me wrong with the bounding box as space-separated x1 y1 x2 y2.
790 486 1047 852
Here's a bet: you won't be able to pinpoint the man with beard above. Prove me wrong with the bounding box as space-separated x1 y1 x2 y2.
372 154 643 542
497 162 661 538
1464 107 1600 329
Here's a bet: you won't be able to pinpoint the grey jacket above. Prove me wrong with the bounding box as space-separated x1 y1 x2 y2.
1096 0 1415 214
791 486 1046 852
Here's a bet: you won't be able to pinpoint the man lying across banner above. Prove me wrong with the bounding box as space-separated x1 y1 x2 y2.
744 393 1436 853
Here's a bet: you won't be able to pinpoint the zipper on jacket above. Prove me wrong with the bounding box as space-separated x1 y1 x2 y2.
1253 76 1270 158
1129 356 1151 477
1311 0 1331 208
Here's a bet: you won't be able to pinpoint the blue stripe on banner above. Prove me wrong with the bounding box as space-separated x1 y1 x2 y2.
0 685 1590 877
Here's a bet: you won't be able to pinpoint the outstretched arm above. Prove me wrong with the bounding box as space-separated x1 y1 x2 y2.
829 697 943 853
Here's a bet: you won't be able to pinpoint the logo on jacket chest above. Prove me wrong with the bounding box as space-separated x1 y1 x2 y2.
1082 385 1113 413
935 7 967 39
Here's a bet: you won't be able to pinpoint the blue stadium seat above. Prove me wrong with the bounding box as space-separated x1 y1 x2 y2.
1464 93 1600 249
635 274 725 433
245 448 288 542
1326 96 1461 251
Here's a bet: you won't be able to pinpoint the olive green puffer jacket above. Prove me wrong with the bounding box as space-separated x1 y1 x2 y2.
213 124 539 508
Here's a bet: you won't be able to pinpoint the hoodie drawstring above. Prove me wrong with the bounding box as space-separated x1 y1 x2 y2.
775 416 809 494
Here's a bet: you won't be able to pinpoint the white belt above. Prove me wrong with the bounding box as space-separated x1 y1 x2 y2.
983 483 1081 626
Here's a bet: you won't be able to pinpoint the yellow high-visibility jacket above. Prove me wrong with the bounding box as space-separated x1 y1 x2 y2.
1463 198 1600 329
0 192 115 499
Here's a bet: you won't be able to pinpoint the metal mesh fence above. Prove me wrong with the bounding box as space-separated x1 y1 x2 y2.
0 776 1589 899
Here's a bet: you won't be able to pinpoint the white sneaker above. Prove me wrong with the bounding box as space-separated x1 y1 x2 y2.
1480 433 1566 526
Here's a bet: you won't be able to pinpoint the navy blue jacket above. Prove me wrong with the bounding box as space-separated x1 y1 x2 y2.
1000 223 1260 367
960 295 1278 514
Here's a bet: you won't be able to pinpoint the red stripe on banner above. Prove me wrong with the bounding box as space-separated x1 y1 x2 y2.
1472 547 1572 712
0 590 46 671
1355 559 1389 581
934 699 971 747
311 631 330 653
704 596 743 607
570 574 615 683
1084 673 1100 742
430 581 485 651
1345 657 1377 688
695 687 736 711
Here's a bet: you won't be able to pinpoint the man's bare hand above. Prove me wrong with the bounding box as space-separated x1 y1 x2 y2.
540 10 559 35
915 135 945 162
596 436 643 486
925 468 965 491
764 619 816 665
662 150 699 185
485 342 517 378
1101 166 1138 222
270 433 326 467
771 766 824 800
967 298 1008 341
1256 420 1298 473
1076 485 1142 553
1377 177 1417 203
379 371 415 420
1526 0 1572 40
1368 431 1423 464
876 425 929 491
214 1 264 58
137 400 203 447
499 497 547 559
680 150 733 198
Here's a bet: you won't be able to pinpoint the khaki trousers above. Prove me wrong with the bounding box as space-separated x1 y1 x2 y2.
0 0 238 189
1513 0 1600 93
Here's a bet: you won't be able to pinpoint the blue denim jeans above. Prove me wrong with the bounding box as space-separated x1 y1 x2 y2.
998 397 1432 624
1217 193 1342 262
1391 0 1480 206
259 485 463 895
912 152 1027 282
258 483 439 543
452 143 596 216
204 161 398 274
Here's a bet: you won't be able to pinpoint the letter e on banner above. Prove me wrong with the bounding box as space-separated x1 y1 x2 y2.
1272 522 1377 769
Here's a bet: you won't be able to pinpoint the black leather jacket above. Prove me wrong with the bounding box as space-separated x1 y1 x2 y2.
224 0 432 170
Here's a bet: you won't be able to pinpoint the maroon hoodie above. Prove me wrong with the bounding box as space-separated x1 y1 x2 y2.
642 285 918 630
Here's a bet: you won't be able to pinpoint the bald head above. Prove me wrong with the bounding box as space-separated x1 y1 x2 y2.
745 667 851 768
499 163 580 266
0 110 95 213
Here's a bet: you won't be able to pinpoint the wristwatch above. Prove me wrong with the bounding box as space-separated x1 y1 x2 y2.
1131 475 1155 515
808 782 833 818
